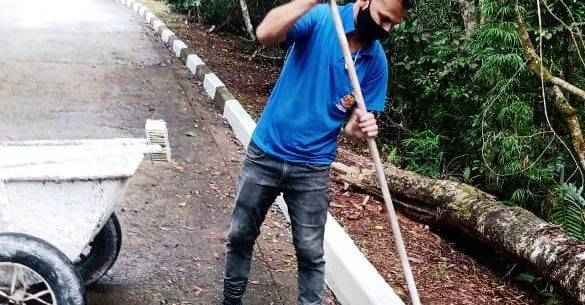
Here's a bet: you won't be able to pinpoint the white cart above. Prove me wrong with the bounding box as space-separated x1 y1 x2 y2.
0 120 170 305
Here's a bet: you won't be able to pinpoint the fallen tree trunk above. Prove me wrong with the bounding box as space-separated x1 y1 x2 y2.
331 161 585 303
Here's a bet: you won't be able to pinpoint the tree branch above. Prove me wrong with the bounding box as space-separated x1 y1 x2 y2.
516 14 585 101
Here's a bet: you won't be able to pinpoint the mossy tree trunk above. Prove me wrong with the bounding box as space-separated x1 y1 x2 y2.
332 162 585 303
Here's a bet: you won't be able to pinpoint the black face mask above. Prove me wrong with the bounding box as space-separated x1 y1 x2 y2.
356 4 388 44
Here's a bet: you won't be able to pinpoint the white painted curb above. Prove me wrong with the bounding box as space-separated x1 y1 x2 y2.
115 1 405 304
173 40 188 58
186 54 204 75
161 28 175 44
132 3 142 13
325 216 405 305
145 11 155 23
138 6 147 16
203 73 224 99
152 19 164 32
223 100 255 147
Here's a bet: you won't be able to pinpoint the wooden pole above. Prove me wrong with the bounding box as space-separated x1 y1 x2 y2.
327 2 422 304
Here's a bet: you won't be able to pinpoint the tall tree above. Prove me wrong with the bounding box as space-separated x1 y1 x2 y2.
239 0 256 41
457 0 479 37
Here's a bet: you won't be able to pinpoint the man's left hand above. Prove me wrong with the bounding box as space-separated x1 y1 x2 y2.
345 108 378 140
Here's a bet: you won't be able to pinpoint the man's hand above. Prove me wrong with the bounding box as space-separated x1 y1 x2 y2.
344 108 379 140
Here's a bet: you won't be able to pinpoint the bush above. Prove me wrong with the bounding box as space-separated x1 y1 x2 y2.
166 0 287 35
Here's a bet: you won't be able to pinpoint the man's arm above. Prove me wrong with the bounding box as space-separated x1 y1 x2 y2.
256 0 320 46
344 108 379 140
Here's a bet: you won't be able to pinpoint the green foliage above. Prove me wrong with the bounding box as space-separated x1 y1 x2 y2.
413 0 458 31
165 0 287 34
383 0 585 215
514 271 566 305
401 130 443 177
384 145 402 164
169 0 200 11
551 183 585 240
170 0 236 27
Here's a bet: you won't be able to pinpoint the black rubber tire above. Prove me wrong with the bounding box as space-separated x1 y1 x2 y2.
75 214 123 286
0 232 86 305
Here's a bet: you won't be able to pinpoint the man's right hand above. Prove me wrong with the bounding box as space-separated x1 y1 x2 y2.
344 108 379 140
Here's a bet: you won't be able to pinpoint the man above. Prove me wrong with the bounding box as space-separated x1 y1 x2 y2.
223 0 411 304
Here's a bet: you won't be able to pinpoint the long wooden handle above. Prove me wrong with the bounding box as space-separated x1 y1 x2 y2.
328 2 422 305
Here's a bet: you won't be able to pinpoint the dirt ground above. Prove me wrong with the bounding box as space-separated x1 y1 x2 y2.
144 2 549 305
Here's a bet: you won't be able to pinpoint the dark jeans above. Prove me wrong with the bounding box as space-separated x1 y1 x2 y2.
223 142 330 305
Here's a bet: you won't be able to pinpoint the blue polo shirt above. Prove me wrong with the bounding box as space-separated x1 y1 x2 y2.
251 3 389 165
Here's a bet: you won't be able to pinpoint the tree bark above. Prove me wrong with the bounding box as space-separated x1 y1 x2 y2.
239 0 256 41
457 0 478 37
331 161 585 304
551 85 585 169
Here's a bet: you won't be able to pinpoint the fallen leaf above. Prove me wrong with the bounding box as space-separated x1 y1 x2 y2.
408 257 424 264
330 201 346 208
361 195 370 206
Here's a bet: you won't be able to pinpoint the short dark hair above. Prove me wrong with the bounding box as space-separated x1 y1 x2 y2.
402 0 414 10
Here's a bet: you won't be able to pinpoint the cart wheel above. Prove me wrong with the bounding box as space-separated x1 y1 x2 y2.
76 214 122 286
0 233 86 305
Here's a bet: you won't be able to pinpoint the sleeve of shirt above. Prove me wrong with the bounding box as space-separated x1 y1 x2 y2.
286 5 324 43
362 56 389 112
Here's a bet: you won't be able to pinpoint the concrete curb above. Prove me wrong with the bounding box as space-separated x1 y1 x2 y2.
115 1 405 304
